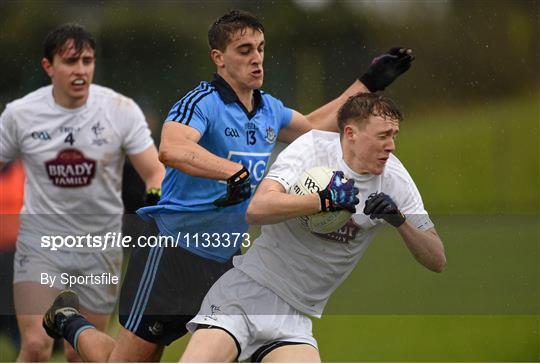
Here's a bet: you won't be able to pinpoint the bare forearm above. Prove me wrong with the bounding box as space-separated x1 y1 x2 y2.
128 146 165 190
159 122 242 181
247 190 320 225
144 170 164 190
305 80 369 131
159 142 241 181
397 224 446 273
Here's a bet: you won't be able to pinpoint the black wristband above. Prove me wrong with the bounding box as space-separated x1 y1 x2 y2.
358 73 378 93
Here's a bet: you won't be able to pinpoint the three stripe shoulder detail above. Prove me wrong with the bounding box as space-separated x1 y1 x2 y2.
170 82 216 125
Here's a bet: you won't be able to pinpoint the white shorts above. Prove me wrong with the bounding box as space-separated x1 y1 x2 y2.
187 268 318 362
14 238 122 314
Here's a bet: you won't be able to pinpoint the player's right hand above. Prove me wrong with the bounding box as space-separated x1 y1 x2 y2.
359 47 415 92
213 166 252 207
318 171 359 213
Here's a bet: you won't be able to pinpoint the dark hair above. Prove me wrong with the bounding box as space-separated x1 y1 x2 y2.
208 10 264 51
43 23 96 62
337 93 403 136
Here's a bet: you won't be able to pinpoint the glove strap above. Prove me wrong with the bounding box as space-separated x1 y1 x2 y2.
318 190 331 212
393 212 407 227
228 166 249 185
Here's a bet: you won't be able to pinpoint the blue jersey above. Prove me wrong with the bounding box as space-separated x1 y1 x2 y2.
138 74 292 262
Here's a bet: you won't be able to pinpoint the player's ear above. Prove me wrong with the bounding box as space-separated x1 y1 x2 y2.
211 49 225 68
41 58 54 78
343 124 356 141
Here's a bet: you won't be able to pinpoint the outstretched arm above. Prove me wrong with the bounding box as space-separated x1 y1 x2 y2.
278 48 414 143
278 80 366 143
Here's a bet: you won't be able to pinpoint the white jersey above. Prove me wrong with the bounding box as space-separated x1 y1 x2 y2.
0 84 153 247
234 130 434 317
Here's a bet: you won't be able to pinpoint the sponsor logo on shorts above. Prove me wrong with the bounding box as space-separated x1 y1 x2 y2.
18 254 29 268
312 219 360 244
45 149 96 188
148 321 164 336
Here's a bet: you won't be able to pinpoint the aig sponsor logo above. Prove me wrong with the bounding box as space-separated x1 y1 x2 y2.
226 151 271 186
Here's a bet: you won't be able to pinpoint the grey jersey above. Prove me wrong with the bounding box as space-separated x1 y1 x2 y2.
234 130 433 317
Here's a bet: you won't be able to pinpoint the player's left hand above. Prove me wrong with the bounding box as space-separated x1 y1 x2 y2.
143 187 161 206
359 47 415 92
363 192 406 227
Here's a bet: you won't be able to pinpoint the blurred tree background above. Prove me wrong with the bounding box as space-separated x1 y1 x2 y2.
1 0 538 213
0 0 538 362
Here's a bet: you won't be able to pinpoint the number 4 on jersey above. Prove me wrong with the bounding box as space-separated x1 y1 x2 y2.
64 132 75 145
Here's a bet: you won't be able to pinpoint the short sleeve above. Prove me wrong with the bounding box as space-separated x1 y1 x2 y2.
263 94 293 130
0 106 19 163
164 101 210 137
265 132 315 192
384 161 434 231
121 100 154 155
277 102 293 129
164 85 214 137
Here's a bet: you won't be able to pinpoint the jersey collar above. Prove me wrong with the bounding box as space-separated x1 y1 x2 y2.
47 84 91 113
211 74 264 119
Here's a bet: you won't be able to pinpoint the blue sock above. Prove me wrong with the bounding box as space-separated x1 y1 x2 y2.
62 314 95 352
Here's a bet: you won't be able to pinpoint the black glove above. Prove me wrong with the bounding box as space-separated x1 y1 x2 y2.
363 192 406 227
359 47 415 92
143 187 161 206
318 171 359 213
213 166 251 207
